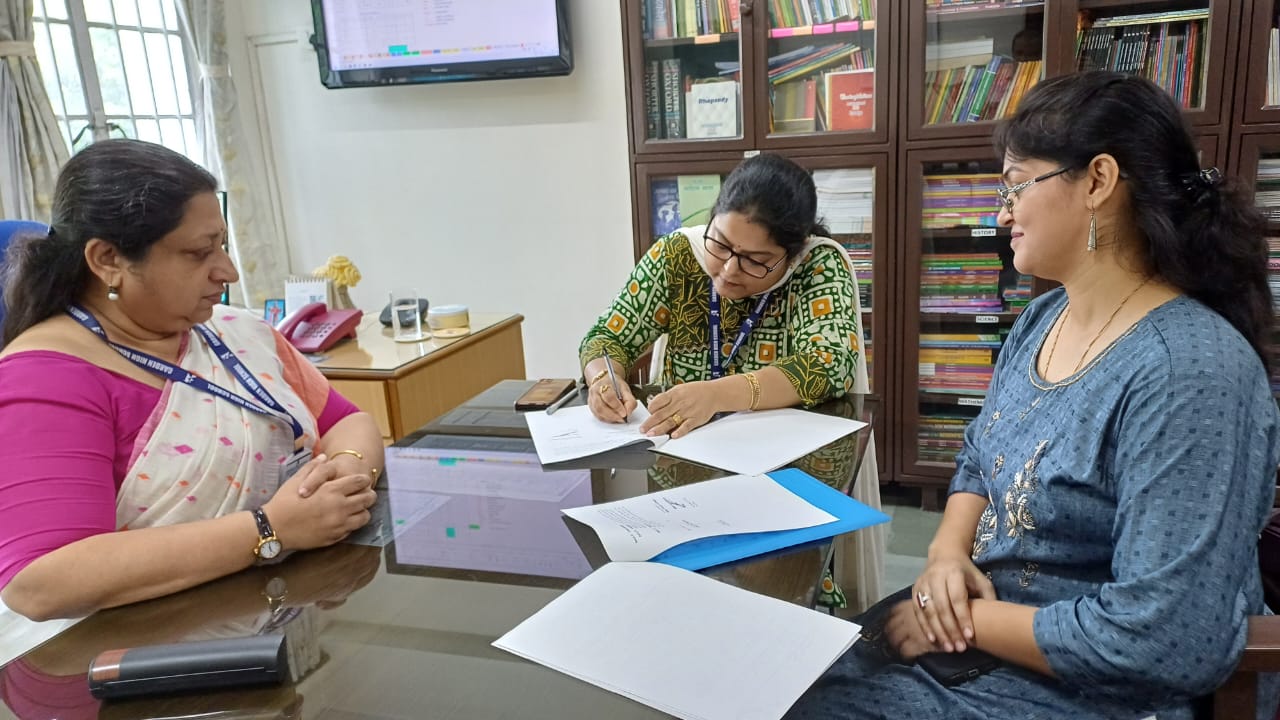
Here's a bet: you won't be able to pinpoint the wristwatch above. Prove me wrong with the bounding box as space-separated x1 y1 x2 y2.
251 508 282 562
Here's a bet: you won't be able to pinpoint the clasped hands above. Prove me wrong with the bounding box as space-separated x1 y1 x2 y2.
888 550 997 662
588 378 721 440
262 452 378 552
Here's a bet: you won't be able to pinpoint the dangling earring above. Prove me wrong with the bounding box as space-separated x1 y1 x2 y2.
1087 212 1097 252
107 285 120 301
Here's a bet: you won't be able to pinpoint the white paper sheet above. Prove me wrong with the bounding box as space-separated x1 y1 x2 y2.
385 448 584 501
561 474 836 561
493 562 861 720
525 404 668 464
657 408 868 476
0 599 81 667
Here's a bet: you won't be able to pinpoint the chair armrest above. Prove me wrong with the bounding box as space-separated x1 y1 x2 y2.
1238 615 1280 672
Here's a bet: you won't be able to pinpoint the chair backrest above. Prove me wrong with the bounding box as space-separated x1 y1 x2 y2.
0 220 50 338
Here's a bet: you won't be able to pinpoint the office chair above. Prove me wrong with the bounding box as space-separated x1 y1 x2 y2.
0 220 50 337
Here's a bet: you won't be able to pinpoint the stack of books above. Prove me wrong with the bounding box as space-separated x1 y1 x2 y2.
1075 9 1210 109
919 253 1003 312
922 172 1001 228
1002 273 1034 314
918 333 1002 395
644 0 742 40
924 38 1042 125
768 44 873 133
917 413 972 463
769 0 874 28
814 168 875 309
1257 159 1280 223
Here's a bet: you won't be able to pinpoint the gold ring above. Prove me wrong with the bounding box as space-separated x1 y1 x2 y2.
597 383 610 397
670 413 685 426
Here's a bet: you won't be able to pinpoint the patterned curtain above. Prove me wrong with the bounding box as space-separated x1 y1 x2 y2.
176 0 287 307
0 0 68 221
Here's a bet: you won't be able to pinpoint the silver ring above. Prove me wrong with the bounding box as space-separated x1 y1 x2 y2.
917 591 930 609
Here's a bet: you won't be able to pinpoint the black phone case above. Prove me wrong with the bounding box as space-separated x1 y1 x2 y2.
916 647 1001 686
88 634 287 700
515 379 576 410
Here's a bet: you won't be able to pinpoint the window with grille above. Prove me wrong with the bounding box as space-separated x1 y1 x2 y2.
30 0 198 162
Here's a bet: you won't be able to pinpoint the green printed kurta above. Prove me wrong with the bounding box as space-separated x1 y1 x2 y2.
579 230 861 406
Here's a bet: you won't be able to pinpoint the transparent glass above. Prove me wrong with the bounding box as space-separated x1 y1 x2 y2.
915 159 1025 466
640 2 743 142
89 27 132 115
923 2 1045 127
1073 3 1210 111
48 22 87 116
145 31 178 115
648 172 727 239
814 167 875 388
113 0 140 27
390 288 427 342
766 0 877 136
83 0 114 24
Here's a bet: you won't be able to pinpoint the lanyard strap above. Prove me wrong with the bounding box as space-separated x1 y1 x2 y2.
67 305 305 439
708 280 772 380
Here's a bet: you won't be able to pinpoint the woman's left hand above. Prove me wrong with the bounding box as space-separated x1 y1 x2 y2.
641 382 721 439
884 598 947 662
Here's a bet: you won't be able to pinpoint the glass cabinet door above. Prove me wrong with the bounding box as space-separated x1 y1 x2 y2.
631 0 750 152
1064 0 1233 126
908 1 1047 141
762 1 883 144
633 161 742 258
903 153 1029 490
1241 0 1280 124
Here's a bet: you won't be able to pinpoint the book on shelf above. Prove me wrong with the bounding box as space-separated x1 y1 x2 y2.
687 80 740 139
676 174 722 227
1269 28 1279 107
661 58 685 139
644 60 663 139
651 178 681 236
924 56 1041 125
825 68 874 131
769 0 873 29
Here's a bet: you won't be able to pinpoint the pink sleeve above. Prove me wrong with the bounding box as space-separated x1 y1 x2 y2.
0 355 121 590
316 388 361 436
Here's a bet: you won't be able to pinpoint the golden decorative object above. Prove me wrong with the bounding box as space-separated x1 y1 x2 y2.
313 255 362 310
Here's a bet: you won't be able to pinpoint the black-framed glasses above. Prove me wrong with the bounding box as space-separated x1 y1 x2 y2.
995 166 1071 213
702 217 786 279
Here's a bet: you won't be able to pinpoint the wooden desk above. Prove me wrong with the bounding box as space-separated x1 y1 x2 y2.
313 313 525 443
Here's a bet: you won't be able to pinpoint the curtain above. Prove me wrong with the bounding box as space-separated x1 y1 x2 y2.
0 0 68 221
176 0 287 307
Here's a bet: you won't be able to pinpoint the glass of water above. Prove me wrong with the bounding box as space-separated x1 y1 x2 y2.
389 288 425 342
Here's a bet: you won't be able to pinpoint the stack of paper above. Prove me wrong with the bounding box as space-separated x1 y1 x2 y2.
525 405 867 476
493 561 860 720
563 469 890 570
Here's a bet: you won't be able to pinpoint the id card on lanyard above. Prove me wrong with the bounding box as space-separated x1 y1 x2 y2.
67 305 312 484
708 279 772 380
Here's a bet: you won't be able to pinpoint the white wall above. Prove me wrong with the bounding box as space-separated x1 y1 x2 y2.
226 1 634 378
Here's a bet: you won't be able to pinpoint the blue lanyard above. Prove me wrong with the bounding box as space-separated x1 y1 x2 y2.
67 305 305 440
708 279 772 380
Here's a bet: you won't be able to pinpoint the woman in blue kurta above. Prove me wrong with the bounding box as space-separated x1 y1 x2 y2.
787 72 1280 719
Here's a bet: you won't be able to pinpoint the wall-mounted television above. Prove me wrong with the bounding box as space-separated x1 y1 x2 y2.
310 0 572 89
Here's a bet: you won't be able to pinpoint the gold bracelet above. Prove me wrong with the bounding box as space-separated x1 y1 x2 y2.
587 369 609 387
744 372 761 411
329 449 380 483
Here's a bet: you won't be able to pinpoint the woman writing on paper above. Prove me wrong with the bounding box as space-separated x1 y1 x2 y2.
0 139 384 621
579 152 882 608
788 72 1280 719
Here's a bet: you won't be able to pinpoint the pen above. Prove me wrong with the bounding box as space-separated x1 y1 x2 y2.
544 381 580 416
603 356 624 403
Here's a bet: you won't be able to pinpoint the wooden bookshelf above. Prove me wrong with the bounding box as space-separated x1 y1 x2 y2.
621 0 1252 503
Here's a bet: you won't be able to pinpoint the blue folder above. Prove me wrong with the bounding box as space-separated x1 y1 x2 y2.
650 468 891 571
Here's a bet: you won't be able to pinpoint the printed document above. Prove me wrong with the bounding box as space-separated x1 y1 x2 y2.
524 404 665 464
561 473 836 561
493 561 861 720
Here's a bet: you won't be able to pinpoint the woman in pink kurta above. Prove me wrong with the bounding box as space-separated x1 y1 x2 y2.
0 139 384 622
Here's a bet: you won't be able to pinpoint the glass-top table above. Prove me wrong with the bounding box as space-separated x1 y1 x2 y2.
0 381 874 720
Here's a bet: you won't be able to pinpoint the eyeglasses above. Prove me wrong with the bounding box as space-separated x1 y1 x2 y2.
995 166 1071 213
703 218 786 279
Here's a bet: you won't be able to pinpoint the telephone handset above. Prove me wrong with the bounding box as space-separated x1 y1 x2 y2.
275 303 363 353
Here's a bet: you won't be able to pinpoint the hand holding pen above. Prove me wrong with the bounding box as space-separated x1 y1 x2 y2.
584 355 637 424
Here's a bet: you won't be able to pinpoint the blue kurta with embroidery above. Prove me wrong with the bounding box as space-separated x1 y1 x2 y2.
787 289 1280 720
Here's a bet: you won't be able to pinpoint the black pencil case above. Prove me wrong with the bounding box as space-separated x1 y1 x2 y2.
88 634 287 700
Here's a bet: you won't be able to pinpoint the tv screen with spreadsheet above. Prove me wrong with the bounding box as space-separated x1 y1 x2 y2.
310 0 573 89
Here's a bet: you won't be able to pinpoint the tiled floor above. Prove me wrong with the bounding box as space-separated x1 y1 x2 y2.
879 486 944 600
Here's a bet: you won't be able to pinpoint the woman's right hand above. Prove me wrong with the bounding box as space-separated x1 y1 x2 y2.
587 376 638 423
263 454 376 551
911 548 997 653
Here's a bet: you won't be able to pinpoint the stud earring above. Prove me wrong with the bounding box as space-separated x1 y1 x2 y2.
107 285 120 301
1087 212 1097 252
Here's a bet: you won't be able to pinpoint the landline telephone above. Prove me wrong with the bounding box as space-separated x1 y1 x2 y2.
276 303 362 353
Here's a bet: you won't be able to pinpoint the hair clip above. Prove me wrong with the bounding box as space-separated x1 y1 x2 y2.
1199 167 1222 188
